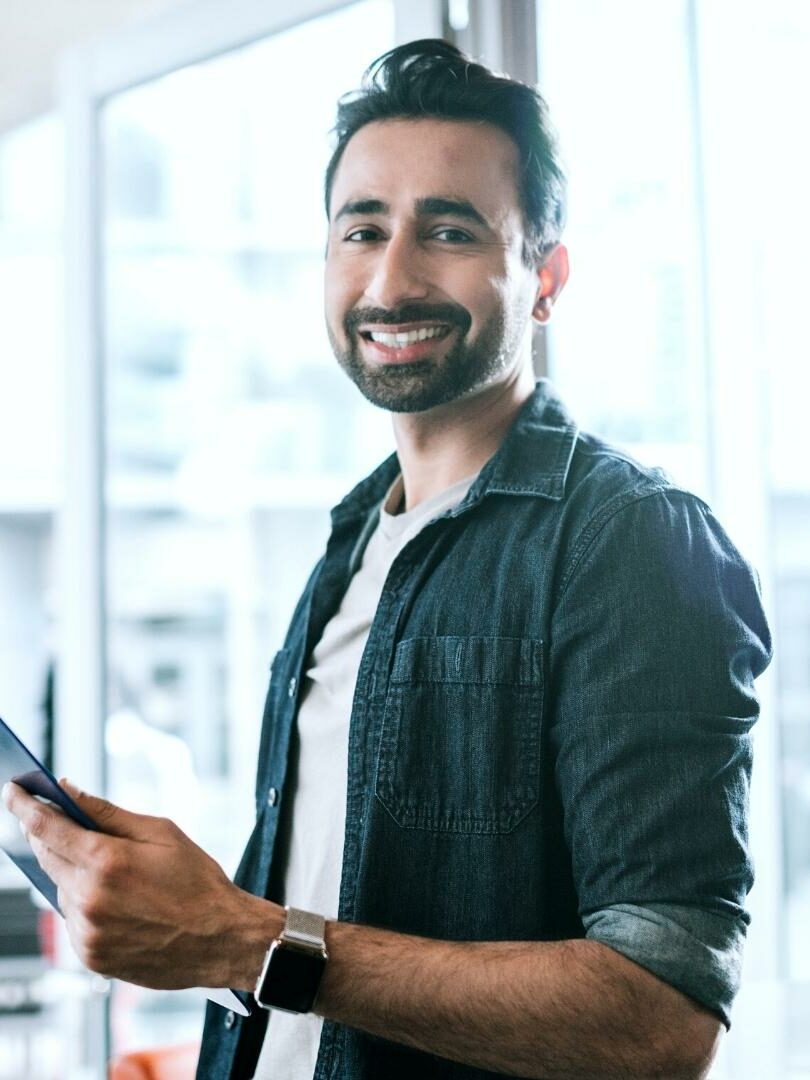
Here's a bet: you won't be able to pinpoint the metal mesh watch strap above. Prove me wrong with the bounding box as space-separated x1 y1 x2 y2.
281 907 327 951
253 906 328 1013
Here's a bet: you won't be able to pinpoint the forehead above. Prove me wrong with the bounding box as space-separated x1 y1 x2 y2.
329 118 523 226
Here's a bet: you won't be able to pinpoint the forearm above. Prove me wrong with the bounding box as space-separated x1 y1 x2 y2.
231 900 719 1078
313 921 720 1080
0 778 722 1078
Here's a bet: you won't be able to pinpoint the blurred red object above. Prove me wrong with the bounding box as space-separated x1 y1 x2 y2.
108 1042 200 1079
37 909 57 963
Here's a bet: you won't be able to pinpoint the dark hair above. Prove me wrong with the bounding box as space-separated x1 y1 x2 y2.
324 39 566 264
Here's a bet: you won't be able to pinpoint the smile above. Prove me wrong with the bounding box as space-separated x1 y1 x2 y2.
359 325 452 347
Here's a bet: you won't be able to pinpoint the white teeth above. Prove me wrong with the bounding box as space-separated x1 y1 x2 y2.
368 326 446 346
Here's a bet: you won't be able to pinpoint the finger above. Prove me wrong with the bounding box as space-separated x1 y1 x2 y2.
3 783 87 867
28 830 78 887
59 777 157 842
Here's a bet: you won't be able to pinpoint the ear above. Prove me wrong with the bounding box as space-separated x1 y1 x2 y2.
532 244 569 323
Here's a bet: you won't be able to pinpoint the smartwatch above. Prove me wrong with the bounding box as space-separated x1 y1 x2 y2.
254 907 329 1014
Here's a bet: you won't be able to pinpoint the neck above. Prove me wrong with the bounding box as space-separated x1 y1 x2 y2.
391 360 536 512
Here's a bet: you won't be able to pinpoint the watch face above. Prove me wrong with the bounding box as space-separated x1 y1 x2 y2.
256 942 327 1014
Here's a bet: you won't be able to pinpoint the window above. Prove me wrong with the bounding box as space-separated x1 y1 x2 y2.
0 113 65 1080
537 1 810 1073
537 0 708 495
99 0 395 1055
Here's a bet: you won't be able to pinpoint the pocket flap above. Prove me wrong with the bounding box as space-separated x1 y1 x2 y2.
391 635 543 686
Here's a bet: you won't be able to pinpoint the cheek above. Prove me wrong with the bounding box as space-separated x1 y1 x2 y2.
464 272 511 333
324 245 373 312
324 261 353 333
495 264 539 325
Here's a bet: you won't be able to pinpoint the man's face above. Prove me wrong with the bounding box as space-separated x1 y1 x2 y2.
324 118 543 413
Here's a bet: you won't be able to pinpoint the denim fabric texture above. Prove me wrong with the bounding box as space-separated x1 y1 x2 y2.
582 902 747 1025
196 380 772 1080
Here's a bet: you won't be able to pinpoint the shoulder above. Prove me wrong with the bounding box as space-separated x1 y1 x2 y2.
556 429 757 600
547 432 772 694
562 427 719 540
567 428 680 512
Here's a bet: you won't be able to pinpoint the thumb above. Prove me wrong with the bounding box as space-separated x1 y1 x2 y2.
58 777 149 840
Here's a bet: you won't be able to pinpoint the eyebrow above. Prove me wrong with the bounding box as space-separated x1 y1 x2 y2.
333 196 491 230
416 197 490 229
334 198 388 221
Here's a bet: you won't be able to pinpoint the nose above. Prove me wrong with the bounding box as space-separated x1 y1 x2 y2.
364 231 430 310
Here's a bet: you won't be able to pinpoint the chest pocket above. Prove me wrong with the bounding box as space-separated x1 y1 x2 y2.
375 636 543 835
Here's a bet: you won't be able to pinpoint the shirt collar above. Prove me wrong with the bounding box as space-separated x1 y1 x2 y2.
471 377 579 502
331 379 579 524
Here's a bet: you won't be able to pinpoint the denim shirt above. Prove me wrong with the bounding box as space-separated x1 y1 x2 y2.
197 380 772 1080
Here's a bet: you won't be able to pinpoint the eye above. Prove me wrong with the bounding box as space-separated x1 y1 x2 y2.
430 227 474 243
344 227 382 242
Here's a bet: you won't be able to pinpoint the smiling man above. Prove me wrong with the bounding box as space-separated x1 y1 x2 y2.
3 40 771 1080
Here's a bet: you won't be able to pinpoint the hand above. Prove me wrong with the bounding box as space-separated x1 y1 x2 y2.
1 778 279 990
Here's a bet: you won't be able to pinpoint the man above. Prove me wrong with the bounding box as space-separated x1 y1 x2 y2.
4 40 771 1080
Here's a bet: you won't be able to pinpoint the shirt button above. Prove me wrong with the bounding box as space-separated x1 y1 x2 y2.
287 676 297 698
224 1010 236 1030
267 787 278 807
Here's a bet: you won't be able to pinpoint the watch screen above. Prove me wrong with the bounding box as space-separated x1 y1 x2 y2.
257 944 327 1013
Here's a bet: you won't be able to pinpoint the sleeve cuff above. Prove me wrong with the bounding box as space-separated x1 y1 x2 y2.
582 902 747 1029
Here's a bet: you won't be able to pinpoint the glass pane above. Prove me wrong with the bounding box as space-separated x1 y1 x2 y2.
760 1 810 989
537 0 708 493
0 115 68 1078
100 0 394 1056
0 116 64 512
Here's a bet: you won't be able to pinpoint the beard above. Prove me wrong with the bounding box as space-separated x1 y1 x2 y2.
327 301 524 413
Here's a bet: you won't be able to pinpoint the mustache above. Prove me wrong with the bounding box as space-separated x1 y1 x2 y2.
344 303 472 335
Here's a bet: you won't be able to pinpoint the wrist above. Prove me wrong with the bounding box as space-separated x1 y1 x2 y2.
220 891 285 991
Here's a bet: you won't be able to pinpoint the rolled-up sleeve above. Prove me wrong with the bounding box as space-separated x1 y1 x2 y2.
583 902 745 1027
549 487 772 1025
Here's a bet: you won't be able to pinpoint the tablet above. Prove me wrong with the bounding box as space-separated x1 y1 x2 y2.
0 714 250 1017
0 715 98 912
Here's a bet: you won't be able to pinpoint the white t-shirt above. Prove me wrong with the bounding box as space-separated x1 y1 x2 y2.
253 471 476 1080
